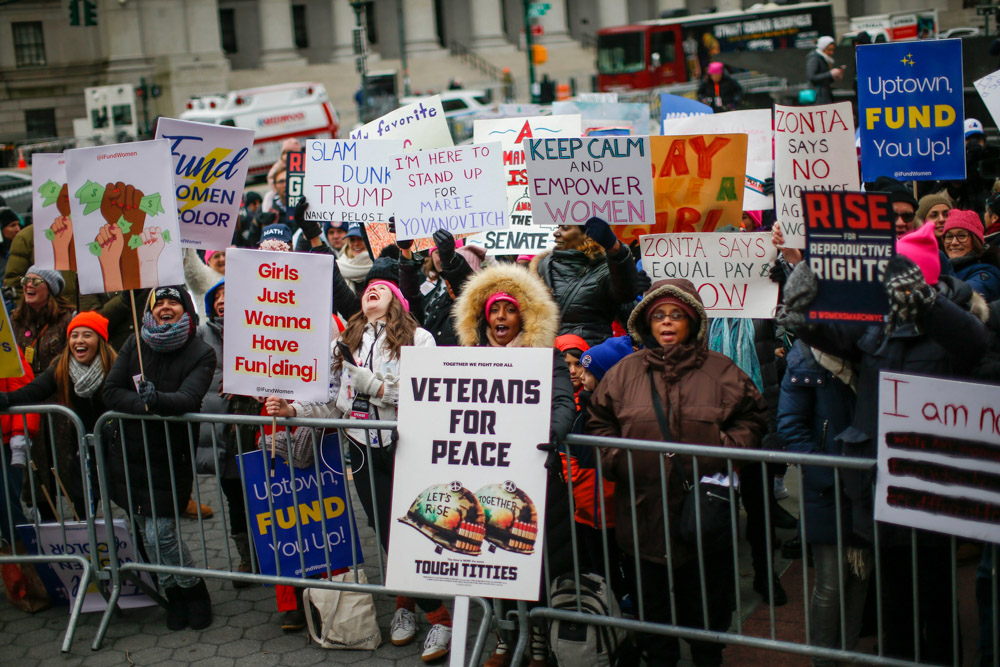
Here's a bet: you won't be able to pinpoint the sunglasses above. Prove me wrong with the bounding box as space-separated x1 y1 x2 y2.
896 211 916 223
20 277 45 287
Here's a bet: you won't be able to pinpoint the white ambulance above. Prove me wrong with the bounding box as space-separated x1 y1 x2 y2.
180 82 339 178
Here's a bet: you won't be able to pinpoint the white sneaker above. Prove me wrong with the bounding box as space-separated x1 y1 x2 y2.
774 477 790 500
421 623 451 662
390 607 417 646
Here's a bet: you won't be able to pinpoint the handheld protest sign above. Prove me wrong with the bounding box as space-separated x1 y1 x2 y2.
803 191 896 323
65 140 183 294
31 153 76 271
391 143 507 241
659 93 713 125
470 115 582 255
0 304 24 379
857 40 965 182
661 110 774 211
303 139 403 225
286 150 305 209
640 232 777 318
525 136 655 226
648 134 748 233
773 102 859 249
553 101 651 136
155 118 255 250
350 95 453 151
222 248 332 403
876 372 1000 543
385 346 553 601
975 70 1000 129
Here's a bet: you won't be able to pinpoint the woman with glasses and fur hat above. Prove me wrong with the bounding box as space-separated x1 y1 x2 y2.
103 286 216 632
587 278 768 667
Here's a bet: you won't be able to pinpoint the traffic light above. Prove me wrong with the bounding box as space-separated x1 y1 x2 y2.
83 0 97 26
69 0 80 26
531 44 548 65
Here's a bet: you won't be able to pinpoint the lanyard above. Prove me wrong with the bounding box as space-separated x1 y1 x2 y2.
364 323 384 371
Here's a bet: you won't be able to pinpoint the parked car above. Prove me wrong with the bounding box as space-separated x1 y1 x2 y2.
939 27 984 39
400 90 494 120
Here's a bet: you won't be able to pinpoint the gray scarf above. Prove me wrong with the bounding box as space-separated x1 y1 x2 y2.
68 357 105 398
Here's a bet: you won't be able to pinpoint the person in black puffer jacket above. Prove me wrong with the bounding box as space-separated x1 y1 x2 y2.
531 217 640 348
103 286 216 632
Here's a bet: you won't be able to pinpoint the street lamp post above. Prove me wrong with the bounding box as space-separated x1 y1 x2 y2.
349 0 373 122
522 0 538 103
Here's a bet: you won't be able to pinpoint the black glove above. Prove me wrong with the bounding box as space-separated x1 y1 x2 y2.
389 217 413 250
774 262 818 332
583 216 618 250
0 393 9 411
884 255 937 329
537 429 564 471
138 380 158 409
768 261 788 286
636 269 652 297
762 177 775 197
295 197 321 241
432 228 456 264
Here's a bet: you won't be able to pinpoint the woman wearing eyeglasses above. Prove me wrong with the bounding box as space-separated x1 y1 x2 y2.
588 278 768 667
941 210 1000 301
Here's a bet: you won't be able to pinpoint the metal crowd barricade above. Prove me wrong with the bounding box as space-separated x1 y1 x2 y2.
0 404 95 652
523 432 983 667
87 411 492 664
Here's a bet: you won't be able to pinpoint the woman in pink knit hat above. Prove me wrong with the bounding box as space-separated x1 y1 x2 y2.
941 209 1000 301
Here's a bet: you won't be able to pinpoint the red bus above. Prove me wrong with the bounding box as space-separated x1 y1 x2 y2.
596 2 835 92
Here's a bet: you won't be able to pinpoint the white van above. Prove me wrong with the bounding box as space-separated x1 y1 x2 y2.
180 82 339 178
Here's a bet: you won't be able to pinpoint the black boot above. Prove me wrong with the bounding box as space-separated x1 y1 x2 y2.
164 586 188 630
183 579 213 630
281 586 306 632
753 572 788 607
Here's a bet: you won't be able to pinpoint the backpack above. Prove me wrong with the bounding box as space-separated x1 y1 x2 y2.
549 572 628 667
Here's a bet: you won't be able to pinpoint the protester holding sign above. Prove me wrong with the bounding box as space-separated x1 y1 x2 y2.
588 277 768 667
776 223 992 662
103 286 216 632
265 257 454 662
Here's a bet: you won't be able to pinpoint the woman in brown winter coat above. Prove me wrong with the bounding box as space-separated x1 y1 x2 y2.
588 277 767 667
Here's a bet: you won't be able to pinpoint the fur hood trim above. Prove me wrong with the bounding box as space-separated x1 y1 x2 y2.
528 241 606 273
627 279 708 348
970 289 990 324
453 263 560 348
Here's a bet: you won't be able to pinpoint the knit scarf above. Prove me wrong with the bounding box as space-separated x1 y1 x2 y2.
814 46 835 66
486 328 528 348
140 311 192 353
708 318 764 392
68 357 105 398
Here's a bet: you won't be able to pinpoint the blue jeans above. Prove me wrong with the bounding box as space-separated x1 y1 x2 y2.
0 447 26 546
134 515 198 590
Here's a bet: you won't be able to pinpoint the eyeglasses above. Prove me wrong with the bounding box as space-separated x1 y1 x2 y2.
650 310 688 322
943 231 971 243
20 277 45 287
896 211 916 223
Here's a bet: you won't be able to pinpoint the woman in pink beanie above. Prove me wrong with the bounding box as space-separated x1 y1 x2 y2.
941 209 1000 300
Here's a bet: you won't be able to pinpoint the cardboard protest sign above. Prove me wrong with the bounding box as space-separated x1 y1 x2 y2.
0 304 23 379
240 432 363 577
31 153 76 271
155 118 254 250
661 110 774 211
223 248 332 402
803 191 895 323
470 115 581 254
774 102 860 249
660 93 712 124
391 143 507 241
525 137 655 226
552 101 651 136
286 150 305 209
876 372 1000 543
857 40 965 182
385 346 553 600
649 134 748 233
17 520 155 611
350 96 453 151
975 69 1000 129
640 232 778 318
65 140 183 294
302 139 403 225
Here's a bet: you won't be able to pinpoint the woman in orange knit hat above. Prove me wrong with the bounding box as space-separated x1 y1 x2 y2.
0 311 115 517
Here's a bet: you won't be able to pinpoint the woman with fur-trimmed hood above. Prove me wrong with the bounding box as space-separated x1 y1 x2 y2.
452 263 577 666
587 277 768 667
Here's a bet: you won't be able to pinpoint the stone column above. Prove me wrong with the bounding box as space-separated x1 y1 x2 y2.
331 0 358 61
657 0 686 10
405 0 444 54
469 0 514 51
597 4 627 29
535 0 571 44
101 0 147 71
257 0 307 67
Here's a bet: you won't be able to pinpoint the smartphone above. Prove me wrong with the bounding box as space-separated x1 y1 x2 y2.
337 341 357 366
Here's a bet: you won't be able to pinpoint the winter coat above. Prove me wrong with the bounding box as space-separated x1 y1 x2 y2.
794 275 991 543
78 290 142 352
565 390 615 529
2 225 80 308
951 246 1000 302
697 75 743 112
532 243 639 348
102 289 215 517
196 316 226 473
0 350 40 451
452 263 579 581
806 51 836 105
588 279 768 566
183 249 223 320
12 306 73 377
777 342 858 545
399 247 481 347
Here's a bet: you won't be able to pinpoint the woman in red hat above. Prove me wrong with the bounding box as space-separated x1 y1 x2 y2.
0 311 116 518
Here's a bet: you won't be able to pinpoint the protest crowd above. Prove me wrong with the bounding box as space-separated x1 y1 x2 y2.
4 30 1000 667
